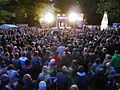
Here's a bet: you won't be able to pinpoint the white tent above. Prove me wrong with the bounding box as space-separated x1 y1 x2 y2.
100 11 108 30
0 24 18 29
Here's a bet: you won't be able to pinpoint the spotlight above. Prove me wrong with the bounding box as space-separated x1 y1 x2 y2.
44 12 54 23
68 12 78 22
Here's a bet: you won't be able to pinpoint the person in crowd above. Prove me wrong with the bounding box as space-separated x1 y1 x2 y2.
75 65 90 90
69 84 79 90
105 62 116 77
38 81 46 90
2 52 10 65
31 51 42 67
0 26 119 90
38 66 52 89
102 54 112 67
31 51 42 79
48 59 57 77
111 50 120 72
56 43 65 58
55 66 69 90
7 64 19 83
93 67 106 90
0 74 9 90
19 51 28 67
0 61 7 76
12 52 21 69
22 60 33 75
22 74 37 90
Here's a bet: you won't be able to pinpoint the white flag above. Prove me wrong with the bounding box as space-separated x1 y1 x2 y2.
101 11 108 30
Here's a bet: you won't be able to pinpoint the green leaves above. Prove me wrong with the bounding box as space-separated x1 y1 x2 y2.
0 0 52 25
97 0 120 24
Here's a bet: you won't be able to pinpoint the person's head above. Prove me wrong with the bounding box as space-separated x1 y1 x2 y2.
115 50 119 54
102 48 107 53
4 52 10 57
49 59 56 66
42 66 48 74
65 47 69 52
21 51 26 57
72 60 79 69
14 52 19 58
25 60 30 65
62 66 67 72
105 54 111 60
10 53 14 58
0 60 6 68
106 62 111 68
33 51 39 56
23 74 32 84
78 65 84 72
69 85 79 90
0 74 9 83
7 64 15 70
39 81 46 90
95 58 101 64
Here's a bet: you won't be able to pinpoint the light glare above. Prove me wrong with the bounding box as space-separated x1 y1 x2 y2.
44 12 54 23
68 12 77 22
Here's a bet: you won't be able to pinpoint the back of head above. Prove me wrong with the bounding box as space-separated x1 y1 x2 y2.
115 50 119 54
25 60 30 65
7 64 14 70
39 81 46 90
49 59 55 66
69 85 79 90
42 66 48 73
105 54 111 60
23 74 32 84
62 65 67 72
34 51 39 56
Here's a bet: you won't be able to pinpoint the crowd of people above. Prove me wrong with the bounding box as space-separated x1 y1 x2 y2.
0 26 120 90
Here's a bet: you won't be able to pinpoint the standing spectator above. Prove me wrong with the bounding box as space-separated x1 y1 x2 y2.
0 61 7 76
105 62 116 77
31 51 42 79
12 52 21 69
69 85 79 90
19 51 28 67
111 50 120 72
75 66 90 90
0 74 9 90
0 46 4 56
7 64 19 83
55 66 69 90
38 81 46 90
22 74 37 90
38 66 52 89
56 43 65 57
22 60 33 75
48 59 57 77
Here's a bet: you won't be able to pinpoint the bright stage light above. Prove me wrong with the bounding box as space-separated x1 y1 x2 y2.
68 12 78 22
44 12 54 23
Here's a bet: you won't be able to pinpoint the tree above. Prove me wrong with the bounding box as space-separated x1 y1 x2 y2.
76 0 101 25
54 0 77 13
14 0 51 26
0 0 51 26
97 0 120 25
0 0 14 23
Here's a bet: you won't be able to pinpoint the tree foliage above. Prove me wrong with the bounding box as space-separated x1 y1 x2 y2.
54 0 77 13
0 0 120 25
97 0 120 24
76 0 101 25
0 0 51 25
